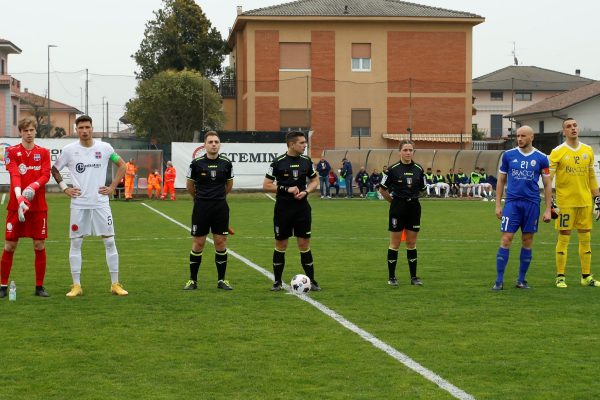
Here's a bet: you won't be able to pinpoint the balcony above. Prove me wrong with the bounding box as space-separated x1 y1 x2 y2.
219 76 236 98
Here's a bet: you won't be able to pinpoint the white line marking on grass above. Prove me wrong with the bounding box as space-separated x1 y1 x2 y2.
1 193 5 205
140 202 476 400
264 193 276 201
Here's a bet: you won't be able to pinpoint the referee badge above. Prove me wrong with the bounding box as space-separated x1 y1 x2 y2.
210 170 217 180
292 169 299 178
406 177 413 187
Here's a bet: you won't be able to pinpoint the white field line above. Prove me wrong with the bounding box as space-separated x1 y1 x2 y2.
1 193 5 205
140 201 476 400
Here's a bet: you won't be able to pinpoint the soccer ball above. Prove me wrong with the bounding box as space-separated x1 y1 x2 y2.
290 274 311 295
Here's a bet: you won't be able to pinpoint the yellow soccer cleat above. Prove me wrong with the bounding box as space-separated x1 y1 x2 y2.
555 276 567 288
581 275 600 287
66 284 83 297
111 282 129 296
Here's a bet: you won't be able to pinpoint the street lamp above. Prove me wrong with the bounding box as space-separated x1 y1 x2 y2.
47 44 57 136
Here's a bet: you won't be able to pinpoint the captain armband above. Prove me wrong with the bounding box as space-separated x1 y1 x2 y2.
109 153 120 163
277 185 289 195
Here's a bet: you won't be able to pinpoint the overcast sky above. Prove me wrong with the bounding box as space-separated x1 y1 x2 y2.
3 0 599 132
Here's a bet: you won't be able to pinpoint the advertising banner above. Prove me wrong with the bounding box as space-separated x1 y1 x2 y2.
172 142 288 189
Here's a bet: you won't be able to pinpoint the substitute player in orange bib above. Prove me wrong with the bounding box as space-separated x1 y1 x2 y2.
147 169 162 199
0 117 51 298
161 161 176 200
124 158 137 200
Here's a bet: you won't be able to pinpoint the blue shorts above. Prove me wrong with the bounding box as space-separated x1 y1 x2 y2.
500 199 540 233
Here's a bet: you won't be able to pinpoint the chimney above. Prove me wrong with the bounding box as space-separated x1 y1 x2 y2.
575 69 581 76
237 5 242 15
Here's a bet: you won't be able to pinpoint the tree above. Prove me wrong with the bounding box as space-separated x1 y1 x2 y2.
124 69 225 142
133 0 227 80
20 96 53 138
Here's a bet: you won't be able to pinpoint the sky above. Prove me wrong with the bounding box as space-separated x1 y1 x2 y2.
3 0 599 133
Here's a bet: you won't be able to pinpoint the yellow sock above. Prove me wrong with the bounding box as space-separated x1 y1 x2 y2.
579 231 592 275
556 234 570 275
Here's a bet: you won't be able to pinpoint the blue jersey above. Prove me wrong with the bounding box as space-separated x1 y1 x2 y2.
499 147 549 203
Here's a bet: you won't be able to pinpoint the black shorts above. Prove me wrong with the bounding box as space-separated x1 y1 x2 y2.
389 198 421 232
191 199 230 237
274 200 311 240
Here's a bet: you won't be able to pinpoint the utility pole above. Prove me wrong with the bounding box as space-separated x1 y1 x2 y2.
47 44 57 136
106 101 109 136
85 68 89 115
102 96 106 133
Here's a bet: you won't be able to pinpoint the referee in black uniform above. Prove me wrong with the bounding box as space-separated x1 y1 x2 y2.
184 131 234 291
263 131 320 291
379 139 425 287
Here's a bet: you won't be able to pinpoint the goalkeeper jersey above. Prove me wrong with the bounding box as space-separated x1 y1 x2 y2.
549 141 598 208
4 143 50 212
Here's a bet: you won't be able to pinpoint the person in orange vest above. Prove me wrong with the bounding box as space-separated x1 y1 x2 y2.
161 161 176 200
147 169 162 199
124 158 137 200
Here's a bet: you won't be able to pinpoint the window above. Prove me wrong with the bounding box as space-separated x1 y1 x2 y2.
515 91 532 101
490 114 503 137
280 109 311 132
351 43 371 72
351 109 371 137
1 59 4 75
13 105 17 125
539 120 544 134
280 43 310 70
490 91 503 101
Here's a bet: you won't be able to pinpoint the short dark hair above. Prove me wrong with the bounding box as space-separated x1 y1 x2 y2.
18 116 37 131
562 118 576 128
75 115 93 125
204 130 220 141
286 131 306 146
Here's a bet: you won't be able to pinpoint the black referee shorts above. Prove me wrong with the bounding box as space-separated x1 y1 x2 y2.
191 199 230 237
388 198 421 232
273 200 312 240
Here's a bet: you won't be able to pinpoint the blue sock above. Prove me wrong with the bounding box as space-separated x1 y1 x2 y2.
496 247 510 284
518 248 532 283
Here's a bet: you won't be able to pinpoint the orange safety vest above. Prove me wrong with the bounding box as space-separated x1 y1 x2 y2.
148 173 161 186
164 166 176 183
126 162 137 177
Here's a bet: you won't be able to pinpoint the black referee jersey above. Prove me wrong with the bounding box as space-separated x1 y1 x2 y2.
380 161 425 199
187 154 233 200
266 153 316 202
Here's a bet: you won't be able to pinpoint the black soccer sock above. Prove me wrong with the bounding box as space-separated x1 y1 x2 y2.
407 248 418 278
273 249 285 283
215 249 228 281
189 250 202 281
387 248 398 279
300 249 315 281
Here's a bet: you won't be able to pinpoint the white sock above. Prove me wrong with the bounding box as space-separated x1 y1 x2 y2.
69 237 83 285
104 237 120 283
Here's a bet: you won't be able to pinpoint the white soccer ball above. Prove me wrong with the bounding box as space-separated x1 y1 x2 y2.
290 274 311 295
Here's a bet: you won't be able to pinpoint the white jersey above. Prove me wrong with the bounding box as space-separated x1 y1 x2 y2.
54 140 117 209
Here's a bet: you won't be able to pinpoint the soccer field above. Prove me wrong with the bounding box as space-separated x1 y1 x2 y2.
2 194 600 399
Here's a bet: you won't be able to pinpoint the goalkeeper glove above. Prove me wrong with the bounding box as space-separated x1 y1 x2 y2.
551 198 560 220
17 196 31 223
22 182 40 201
594 196 600 221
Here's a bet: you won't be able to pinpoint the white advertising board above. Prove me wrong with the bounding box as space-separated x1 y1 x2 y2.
171 142 288 189
0 138 80 185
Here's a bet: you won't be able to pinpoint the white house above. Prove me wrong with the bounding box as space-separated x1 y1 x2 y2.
472 66 592 138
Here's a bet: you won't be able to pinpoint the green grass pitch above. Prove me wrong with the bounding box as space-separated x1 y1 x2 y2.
2 193 599 399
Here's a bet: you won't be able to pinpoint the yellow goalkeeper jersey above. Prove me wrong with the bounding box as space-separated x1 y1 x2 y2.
549 141 598 207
